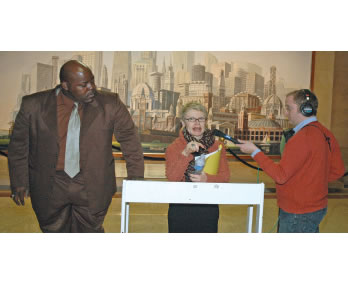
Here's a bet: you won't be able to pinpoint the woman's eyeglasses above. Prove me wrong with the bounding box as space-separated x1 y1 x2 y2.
184 117 206 123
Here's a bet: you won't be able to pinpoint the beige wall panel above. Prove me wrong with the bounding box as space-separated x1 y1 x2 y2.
332 52 348 184
313 51 335 129
313 51 347 185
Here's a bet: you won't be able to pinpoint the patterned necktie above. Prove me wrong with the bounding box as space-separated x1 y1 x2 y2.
64 102 80 178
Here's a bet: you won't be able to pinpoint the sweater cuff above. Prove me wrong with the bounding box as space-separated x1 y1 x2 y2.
253 151 266 163
251 148 261 158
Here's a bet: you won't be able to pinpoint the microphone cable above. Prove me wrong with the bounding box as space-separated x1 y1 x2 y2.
226 147 263 171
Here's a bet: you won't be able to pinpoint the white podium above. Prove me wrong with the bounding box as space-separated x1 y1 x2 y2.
120 180 265 233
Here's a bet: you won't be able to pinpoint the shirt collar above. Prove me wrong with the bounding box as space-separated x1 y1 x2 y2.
55 86 61 96
293 116 317 134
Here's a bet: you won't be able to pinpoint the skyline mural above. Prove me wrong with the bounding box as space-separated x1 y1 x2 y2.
0 51 312 152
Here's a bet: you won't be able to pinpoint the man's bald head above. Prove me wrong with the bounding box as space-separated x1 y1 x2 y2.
59 60 96 103
59 60 91 83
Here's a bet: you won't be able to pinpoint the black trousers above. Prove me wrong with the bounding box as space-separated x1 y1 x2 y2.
38 171 107 233
168 204 219 233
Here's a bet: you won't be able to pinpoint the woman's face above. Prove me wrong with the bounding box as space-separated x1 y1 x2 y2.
182 109 206 139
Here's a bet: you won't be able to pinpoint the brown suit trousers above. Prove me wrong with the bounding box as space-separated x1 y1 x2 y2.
39 171 107 233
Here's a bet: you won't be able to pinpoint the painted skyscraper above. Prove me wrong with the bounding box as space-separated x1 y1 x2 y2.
172 51 195 73
131 51 157 88
111 51 131 92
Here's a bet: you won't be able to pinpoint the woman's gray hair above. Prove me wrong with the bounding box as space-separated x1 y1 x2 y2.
180 101 208 118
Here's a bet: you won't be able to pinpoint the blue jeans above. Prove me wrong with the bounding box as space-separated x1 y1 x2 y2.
278 207 327 233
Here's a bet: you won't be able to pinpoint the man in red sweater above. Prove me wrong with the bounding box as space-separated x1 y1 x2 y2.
236 89 345 232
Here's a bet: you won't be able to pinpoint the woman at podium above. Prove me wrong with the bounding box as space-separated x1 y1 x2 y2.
165 102 230 233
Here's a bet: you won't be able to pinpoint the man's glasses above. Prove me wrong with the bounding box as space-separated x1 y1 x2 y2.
184 117 206 123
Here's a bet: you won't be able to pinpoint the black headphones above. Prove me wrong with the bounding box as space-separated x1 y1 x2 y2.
300 89 316 117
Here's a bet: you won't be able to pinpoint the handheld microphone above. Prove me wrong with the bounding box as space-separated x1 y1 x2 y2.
212 129 241 144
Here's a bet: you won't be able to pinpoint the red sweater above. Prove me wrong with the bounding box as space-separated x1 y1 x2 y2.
165 131 230 183
254 121 345 213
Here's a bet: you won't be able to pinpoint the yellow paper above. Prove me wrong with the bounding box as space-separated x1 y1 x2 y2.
203 144 222 175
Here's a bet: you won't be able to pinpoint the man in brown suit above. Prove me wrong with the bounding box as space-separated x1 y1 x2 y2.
8 60 144 232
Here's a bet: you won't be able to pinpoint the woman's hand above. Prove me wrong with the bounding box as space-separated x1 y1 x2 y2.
182 141 205 157
189 172 207 182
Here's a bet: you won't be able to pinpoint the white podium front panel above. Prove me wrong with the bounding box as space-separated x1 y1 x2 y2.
121 180 264 233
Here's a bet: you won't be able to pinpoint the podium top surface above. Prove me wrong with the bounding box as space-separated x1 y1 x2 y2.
122 180 265 205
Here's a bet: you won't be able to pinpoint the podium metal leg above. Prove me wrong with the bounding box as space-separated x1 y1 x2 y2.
255 204 263 233
121 200 126 233
125 203 130 233
246 205 253 233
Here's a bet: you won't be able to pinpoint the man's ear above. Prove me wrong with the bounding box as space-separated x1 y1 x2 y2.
181 120 185 128
61 81 68 90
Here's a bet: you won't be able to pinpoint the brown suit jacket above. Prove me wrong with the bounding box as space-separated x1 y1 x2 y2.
8 87 144 219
